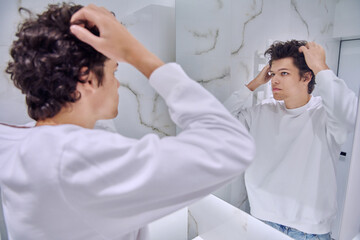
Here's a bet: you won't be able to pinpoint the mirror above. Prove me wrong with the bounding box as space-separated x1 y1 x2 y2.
175 0 359 239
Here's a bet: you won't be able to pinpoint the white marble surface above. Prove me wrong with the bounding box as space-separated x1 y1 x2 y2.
148 207 187 240
189 194 292 240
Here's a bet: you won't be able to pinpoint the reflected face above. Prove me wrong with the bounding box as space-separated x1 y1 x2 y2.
93 59 120 119
270 57 307 102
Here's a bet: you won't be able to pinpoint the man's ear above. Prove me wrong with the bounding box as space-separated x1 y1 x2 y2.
78 66 90 82
302 71 312 84
77 67 97 93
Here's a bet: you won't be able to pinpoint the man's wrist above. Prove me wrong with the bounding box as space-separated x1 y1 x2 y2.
248 76 266 91
125 46 164 78
247 79 260 91
313 64 330 75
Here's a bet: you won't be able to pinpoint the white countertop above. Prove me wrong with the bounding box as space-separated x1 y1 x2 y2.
189 194 293 240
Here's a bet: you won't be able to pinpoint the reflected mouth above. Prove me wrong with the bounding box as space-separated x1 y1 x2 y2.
272 88 281 92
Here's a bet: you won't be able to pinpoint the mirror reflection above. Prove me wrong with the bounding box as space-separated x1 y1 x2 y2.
176 0 359 239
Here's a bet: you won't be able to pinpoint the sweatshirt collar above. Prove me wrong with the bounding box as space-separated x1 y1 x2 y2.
283 95 314 114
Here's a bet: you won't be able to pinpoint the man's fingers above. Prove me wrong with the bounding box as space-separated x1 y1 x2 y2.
71 4 112 25
70 25 101 49
299 46 308 53
71 5 98 26
307 41 315 48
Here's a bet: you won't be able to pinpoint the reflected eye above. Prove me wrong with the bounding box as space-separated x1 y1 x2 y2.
281 72 288 76
270 73 275 77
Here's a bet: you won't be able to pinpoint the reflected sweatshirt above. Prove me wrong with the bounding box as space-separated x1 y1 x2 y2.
0 63 255 240
224 70 357 234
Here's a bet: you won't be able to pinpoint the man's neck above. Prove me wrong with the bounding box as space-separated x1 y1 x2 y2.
36 106 96 129
284 94 312 109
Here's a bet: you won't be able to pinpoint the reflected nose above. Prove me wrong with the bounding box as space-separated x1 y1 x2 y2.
271 75 279 84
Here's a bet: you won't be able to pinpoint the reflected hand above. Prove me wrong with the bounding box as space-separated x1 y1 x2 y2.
299 42 329 75
247 64 271 91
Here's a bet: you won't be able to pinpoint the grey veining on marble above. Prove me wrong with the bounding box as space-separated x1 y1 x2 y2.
231 0 264 55
119 83 170 137
189 29 219 55
113 4 176 139
291 0 310 37
195 67 230 84
152 93 160 116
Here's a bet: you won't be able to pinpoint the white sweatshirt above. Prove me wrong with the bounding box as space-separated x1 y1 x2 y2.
0 63 255 240
223 70 357 234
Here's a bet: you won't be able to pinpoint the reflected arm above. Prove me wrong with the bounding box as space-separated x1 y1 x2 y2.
316 70 358 144
223 87 254 131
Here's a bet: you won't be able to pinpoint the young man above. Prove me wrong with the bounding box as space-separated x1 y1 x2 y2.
224 40 358 239
0 3 255 240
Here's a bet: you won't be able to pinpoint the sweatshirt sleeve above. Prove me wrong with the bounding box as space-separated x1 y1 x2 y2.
222 85 254 130
316 70 358 144
59 63 255 237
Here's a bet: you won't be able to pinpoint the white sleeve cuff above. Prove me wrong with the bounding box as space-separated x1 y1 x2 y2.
149 63 191 101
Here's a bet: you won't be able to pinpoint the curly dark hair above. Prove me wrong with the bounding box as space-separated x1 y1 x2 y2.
5 2 108 121
264 40 315 94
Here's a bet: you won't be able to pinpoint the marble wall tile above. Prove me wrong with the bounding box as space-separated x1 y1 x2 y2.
113 4 176 138
176 0 232 102
176 0 232 57
176 55 231 102
176 0 340 98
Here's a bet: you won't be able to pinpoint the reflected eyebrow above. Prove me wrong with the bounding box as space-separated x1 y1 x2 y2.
270 68 290 72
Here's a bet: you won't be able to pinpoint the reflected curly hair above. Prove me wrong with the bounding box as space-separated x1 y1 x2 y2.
265 40 315 94
6 2 108 121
